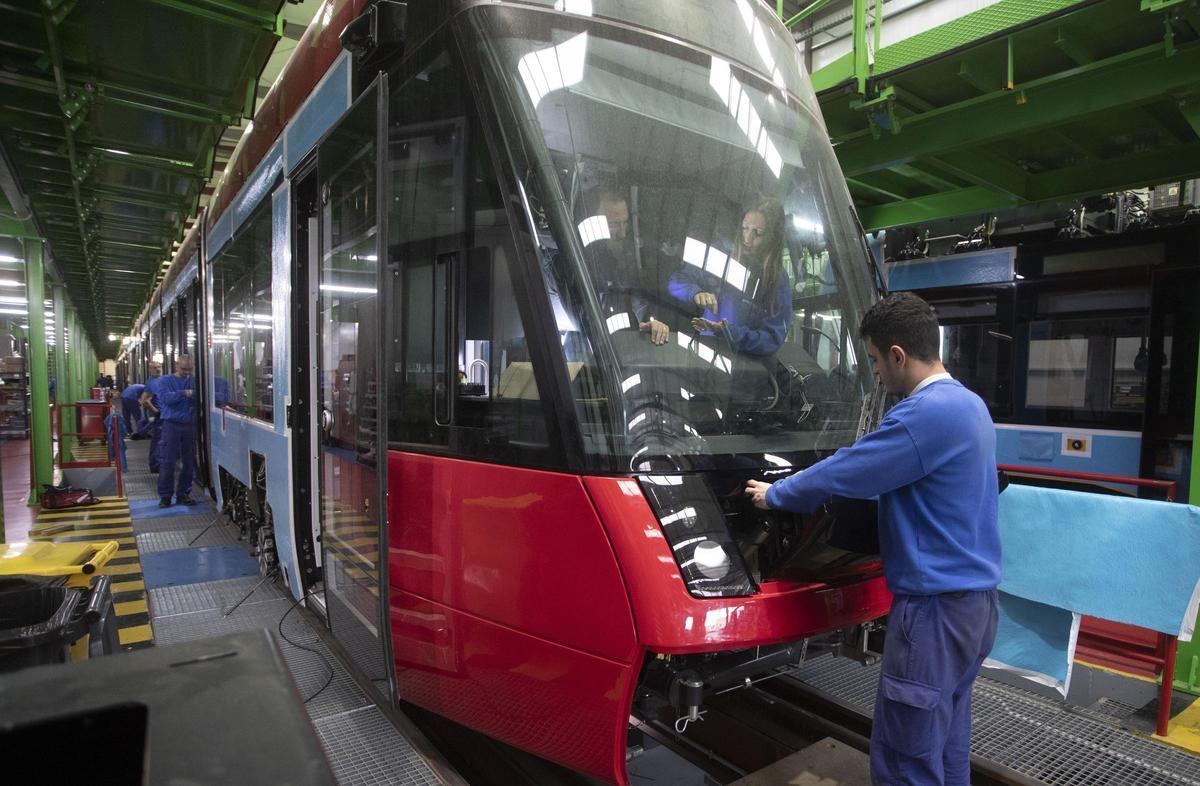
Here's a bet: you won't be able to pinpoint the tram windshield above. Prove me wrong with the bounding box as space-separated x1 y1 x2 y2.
472 2 878 470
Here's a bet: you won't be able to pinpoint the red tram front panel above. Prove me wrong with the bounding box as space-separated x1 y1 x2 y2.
386 452 891 784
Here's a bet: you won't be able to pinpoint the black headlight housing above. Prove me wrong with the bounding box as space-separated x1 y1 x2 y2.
638 474 757 598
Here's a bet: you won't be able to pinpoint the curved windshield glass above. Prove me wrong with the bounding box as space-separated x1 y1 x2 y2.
471 4 879 472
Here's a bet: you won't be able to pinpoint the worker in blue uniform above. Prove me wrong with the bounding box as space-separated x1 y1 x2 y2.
145 361 163 472
121 382 147 437
156 355 198 508
745 292 1001 786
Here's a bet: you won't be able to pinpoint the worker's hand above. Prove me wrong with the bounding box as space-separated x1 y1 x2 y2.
184 389 193 398
640 318 669 345
744 480 773 510
691 317 727 333
693 291 718 312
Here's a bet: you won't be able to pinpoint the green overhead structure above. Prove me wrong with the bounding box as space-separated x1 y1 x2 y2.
790 0 1200 229
0 0 284 355
24 237 52 502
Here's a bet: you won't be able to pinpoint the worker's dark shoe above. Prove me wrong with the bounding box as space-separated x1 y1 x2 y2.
176 496 196 506
149 467 159 474
159 497 172 508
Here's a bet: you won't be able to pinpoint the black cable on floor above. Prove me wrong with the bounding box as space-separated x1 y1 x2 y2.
276 586 335 705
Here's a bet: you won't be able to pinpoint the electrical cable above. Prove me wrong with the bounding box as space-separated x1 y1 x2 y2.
275 585 336 705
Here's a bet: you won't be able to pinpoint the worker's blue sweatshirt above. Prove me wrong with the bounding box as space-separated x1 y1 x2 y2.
765 378 1002 595
157 374 196 424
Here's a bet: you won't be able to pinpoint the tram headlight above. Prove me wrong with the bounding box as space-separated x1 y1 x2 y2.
639 475 756 598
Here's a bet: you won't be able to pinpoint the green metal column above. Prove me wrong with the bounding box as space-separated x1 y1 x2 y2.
853 0 868 95
53 286 71 464
1171 344 1200 694
24 239 52 502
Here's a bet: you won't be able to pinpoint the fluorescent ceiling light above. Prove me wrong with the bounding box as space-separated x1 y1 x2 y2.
0 295 27 305
0 279 21 287
0 255 21 264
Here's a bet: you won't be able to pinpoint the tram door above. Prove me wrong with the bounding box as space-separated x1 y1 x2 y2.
313 79 392 693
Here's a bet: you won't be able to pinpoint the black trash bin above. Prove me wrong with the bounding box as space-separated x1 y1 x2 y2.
0 580 85 673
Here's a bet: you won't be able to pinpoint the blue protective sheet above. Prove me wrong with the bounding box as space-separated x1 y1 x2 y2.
129 497 213 520
142 546 260 589
998 484 1200 637
985 592 1079 692
989 484 1200 694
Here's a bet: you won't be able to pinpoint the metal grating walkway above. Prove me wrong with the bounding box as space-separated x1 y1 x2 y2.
790 654 1200 786
119 438 452 786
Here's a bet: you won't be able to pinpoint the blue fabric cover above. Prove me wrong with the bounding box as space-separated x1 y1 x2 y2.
985 592 1078 691
999 483 1200 637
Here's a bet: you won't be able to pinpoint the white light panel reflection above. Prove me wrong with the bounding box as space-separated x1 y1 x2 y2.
734 0 788 92
675 331 733 374
682 237 750 292
577 214 610 247
553 0 593 14
518 32 588 108
792 215 825 235
643 475 684 486
621 373 641 393
628 412 647 430
606 312 631 333
709 57 783 177
660 506 698 527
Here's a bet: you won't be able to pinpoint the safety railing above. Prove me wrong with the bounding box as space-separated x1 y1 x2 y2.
999 463 1178 736
55 401 124 498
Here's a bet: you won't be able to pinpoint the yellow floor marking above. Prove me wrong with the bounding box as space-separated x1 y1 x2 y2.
1160 697 1200 753
32 526 133 538
1076 660 1159 684
37 503 128 517
115 599 149 616
112 579 145 593
98 562 143 576
35 514 133 525
118 625 153 645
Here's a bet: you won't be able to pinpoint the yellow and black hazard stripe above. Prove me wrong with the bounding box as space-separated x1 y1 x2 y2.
29 495 153 650
70 441 110 460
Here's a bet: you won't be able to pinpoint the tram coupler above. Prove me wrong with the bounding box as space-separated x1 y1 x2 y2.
834 622 880 666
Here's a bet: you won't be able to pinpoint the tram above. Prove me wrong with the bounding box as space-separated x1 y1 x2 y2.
120 2 891 781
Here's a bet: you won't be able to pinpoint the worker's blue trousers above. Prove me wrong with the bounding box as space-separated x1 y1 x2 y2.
870 589 998 785
157 420 195 501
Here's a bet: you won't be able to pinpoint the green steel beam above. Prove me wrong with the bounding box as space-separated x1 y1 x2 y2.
853 0 868 95
783 0 838 27
836 41 1200 175
40 7 102 306
25 238 53 501
892 162 962 192
1054 26 1094 64
859 186 1014 228
847 176 908 201
138 0 278 33
925 151 1029 199
1181 98 1200 137
858 140 1200 228
0 216 42 238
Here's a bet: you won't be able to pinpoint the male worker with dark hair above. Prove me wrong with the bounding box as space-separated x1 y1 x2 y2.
745 291 1001 786
156 355 197 508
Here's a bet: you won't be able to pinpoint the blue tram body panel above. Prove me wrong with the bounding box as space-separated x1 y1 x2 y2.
202 54 353 600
